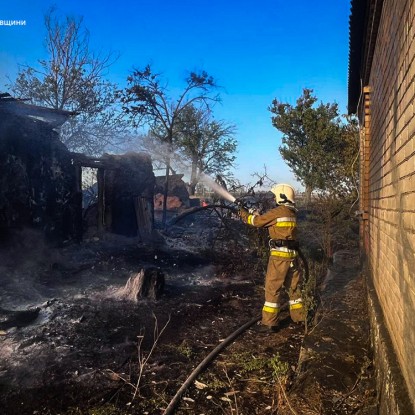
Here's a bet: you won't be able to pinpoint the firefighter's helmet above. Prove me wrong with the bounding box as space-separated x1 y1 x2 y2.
271 184 295 205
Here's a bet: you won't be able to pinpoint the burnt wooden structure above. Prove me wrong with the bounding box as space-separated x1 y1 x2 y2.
0 93 156 243
0 93 81 244
73 152 155 238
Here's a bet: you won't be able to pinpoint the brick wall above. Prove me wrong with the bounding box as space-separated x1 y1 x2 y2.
363 0 415 407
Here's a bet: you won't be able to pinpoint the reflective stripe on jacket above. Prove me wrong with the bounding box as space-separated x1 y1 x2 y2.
275 216 296 229
240 204 297 241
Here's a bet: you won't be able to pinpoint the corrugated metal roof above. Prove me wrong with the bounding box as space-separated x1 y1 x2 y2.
348 0 384 114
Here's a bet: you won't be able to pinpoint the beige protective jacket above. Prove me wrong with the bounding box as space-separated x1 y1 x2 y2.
239 204 297 241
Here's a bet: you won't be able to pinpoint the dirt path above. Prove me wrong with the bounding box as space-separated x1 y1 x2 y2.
282 250 378 415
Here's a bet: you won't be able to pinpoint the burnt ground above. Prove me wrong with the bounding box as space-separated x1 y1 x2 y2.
0 210 376 414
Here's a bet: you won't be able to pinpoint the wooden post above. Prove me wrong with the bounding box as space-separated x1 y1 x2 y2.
97 168 105 235
73 164 83 241
104 170 114 233
134 197 153 240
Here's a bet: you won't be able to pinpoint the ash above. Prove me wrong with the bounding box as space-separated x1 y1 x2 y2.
0 209 250 411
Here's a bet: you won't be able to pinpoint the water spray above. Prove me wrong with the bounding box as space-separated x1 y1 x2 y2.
198 173 257 212
169 173 256 227
199 173 236 203
167 173 243 227
200 173 257 211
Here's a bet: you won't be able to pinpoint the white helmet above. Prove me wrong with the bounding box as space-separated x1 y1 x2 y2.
271 183 295 205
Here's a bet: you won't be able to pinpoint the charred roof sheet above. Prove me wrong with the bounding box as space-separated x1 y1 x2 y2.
0 93 76 128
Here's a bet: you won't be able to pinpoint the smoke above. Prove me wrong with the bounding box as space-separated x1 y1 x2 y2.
121 134 238 204
199 173 236 203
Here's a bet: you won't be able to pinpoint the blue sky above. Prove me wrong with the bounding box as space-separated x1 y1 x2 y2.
0 0 351 189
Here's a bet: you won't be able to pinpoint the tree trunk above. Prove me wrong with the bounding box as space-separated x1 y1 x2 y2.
162 158 170 227
189 183 196 196
305 185 313 206
120 268 165 301
188 156 198 196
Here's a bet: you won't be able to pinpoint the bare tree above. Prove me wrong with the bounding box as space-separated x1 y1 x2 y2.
9 9 128 155
121 66 220 225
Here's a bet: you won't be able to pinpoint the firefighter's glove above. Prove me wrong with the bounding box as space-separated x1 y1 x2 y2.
238 207 249 222
234 200 244 209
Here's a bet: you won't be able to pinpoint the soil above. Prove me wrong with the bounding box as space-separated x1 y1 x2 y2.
0 210 375 414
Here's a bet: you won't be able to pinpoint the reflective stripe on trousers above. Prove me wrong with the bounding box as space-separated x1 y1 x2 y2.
270 247 297 259
262 301 279 314
289 298 303 310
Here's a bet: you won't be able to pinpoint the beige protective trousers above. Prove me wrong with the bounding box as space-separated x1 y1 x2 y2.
262 256 305 326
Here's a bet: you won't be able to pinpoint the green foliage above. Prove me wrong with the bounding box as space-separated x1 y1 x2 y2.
231 352 269 373
269 88 359 198
161 340 193 360
228 352 288 379
269 354 289 380
176 341 193 359
300 196 359 259
122 66 219 141
301 259 320 333
200 372 228 390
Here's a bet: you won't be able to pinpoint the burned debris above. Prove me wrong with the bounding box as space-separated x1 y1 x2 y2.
0 93 81 244
154 173 190 211
0 94 374 415
118 267 165 301
0 93 156 244
73 152 155 239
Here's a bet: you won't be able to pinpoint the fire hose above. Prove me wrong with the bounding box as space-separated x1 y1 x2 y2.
168 204 238 227
162 192 310 413
163 256 309 414
162 315 261 415
161 249 309 414
169 202 310 285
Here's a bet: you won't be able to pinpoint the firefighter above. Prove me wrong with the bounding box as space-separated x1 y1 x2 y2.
239 184 305 332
